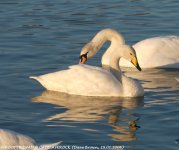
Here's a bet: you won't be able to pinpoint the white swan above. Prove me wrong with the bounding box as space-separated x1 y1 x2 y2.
176 77 179 82
120 36 179 68
82 29 179 68
0 129 61 150
30 29 144 97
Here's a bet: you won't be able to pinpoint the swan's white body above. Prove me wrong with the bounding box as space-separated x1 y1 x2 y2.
30 64 143 97
0 129 61 150
176 77 179 82
30 29 144 97
119 36 179 68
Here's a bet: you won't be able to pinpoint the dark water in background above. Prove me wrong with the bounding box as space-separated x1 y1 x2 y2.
0 0 179 149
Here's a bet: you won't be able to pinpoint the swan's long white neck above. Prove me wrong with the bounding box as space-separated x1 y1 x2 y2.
91 29 125 66
109 52 122 81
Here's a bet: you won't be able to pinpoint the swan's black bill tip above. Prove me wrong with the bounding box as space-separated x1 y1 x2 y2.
136 63 142 71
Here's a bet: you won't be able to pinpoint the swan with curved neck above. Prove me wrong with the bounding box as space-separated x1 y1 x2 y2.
80 28 126 66
80 28 179 68
30 29 143 97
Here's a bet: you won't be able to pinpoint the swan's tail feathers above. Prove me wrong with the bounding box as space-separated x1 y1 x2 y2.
35 141 62 150
29 76 39 80
175 77 179 82
29 76 43 86
29 76 47 90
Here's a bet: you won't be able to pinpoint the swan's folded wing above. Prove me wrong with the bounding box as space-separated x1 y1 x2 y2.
69 64 109 72
0 129 36 146
67 64 122 96
34 64 122 96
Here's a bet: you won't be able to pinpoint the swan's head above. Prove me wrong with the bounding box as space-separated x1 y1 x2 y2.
79 42 97 64
119 45 142 71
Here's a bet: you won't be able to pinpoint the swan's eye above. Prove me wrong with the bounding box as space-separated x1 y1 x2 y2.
130 53 133 55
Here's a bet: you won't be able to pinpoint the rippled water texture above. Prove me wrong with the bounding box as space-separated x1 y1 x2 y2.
0 0 179 150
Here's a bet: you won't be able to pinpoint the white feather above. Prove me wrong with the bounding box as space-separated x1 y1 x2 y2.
0 129 61 150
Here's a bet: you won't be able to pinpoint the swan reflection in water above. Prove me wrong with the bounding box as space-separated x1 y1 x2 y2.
32 90 144 142
122 68 179 107
122 68 179 92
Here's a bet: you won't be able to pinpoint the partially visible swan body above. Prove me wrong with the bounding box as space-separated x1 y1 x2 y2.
30 29 144 97
176 77 179 82
120 36 179 68
0 129 61 150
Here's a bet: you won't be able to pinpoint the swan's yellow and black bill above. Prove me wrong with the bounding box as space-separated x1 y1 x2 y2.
79 52 88 64
131 56 142 71
79 56 87 64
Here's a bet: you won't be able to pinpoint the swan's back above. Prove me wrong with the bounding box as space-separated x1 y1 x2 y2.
134 36 179 59
0 129 36 147
31 64 123 97
0 129 61 150
120 36 179 68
